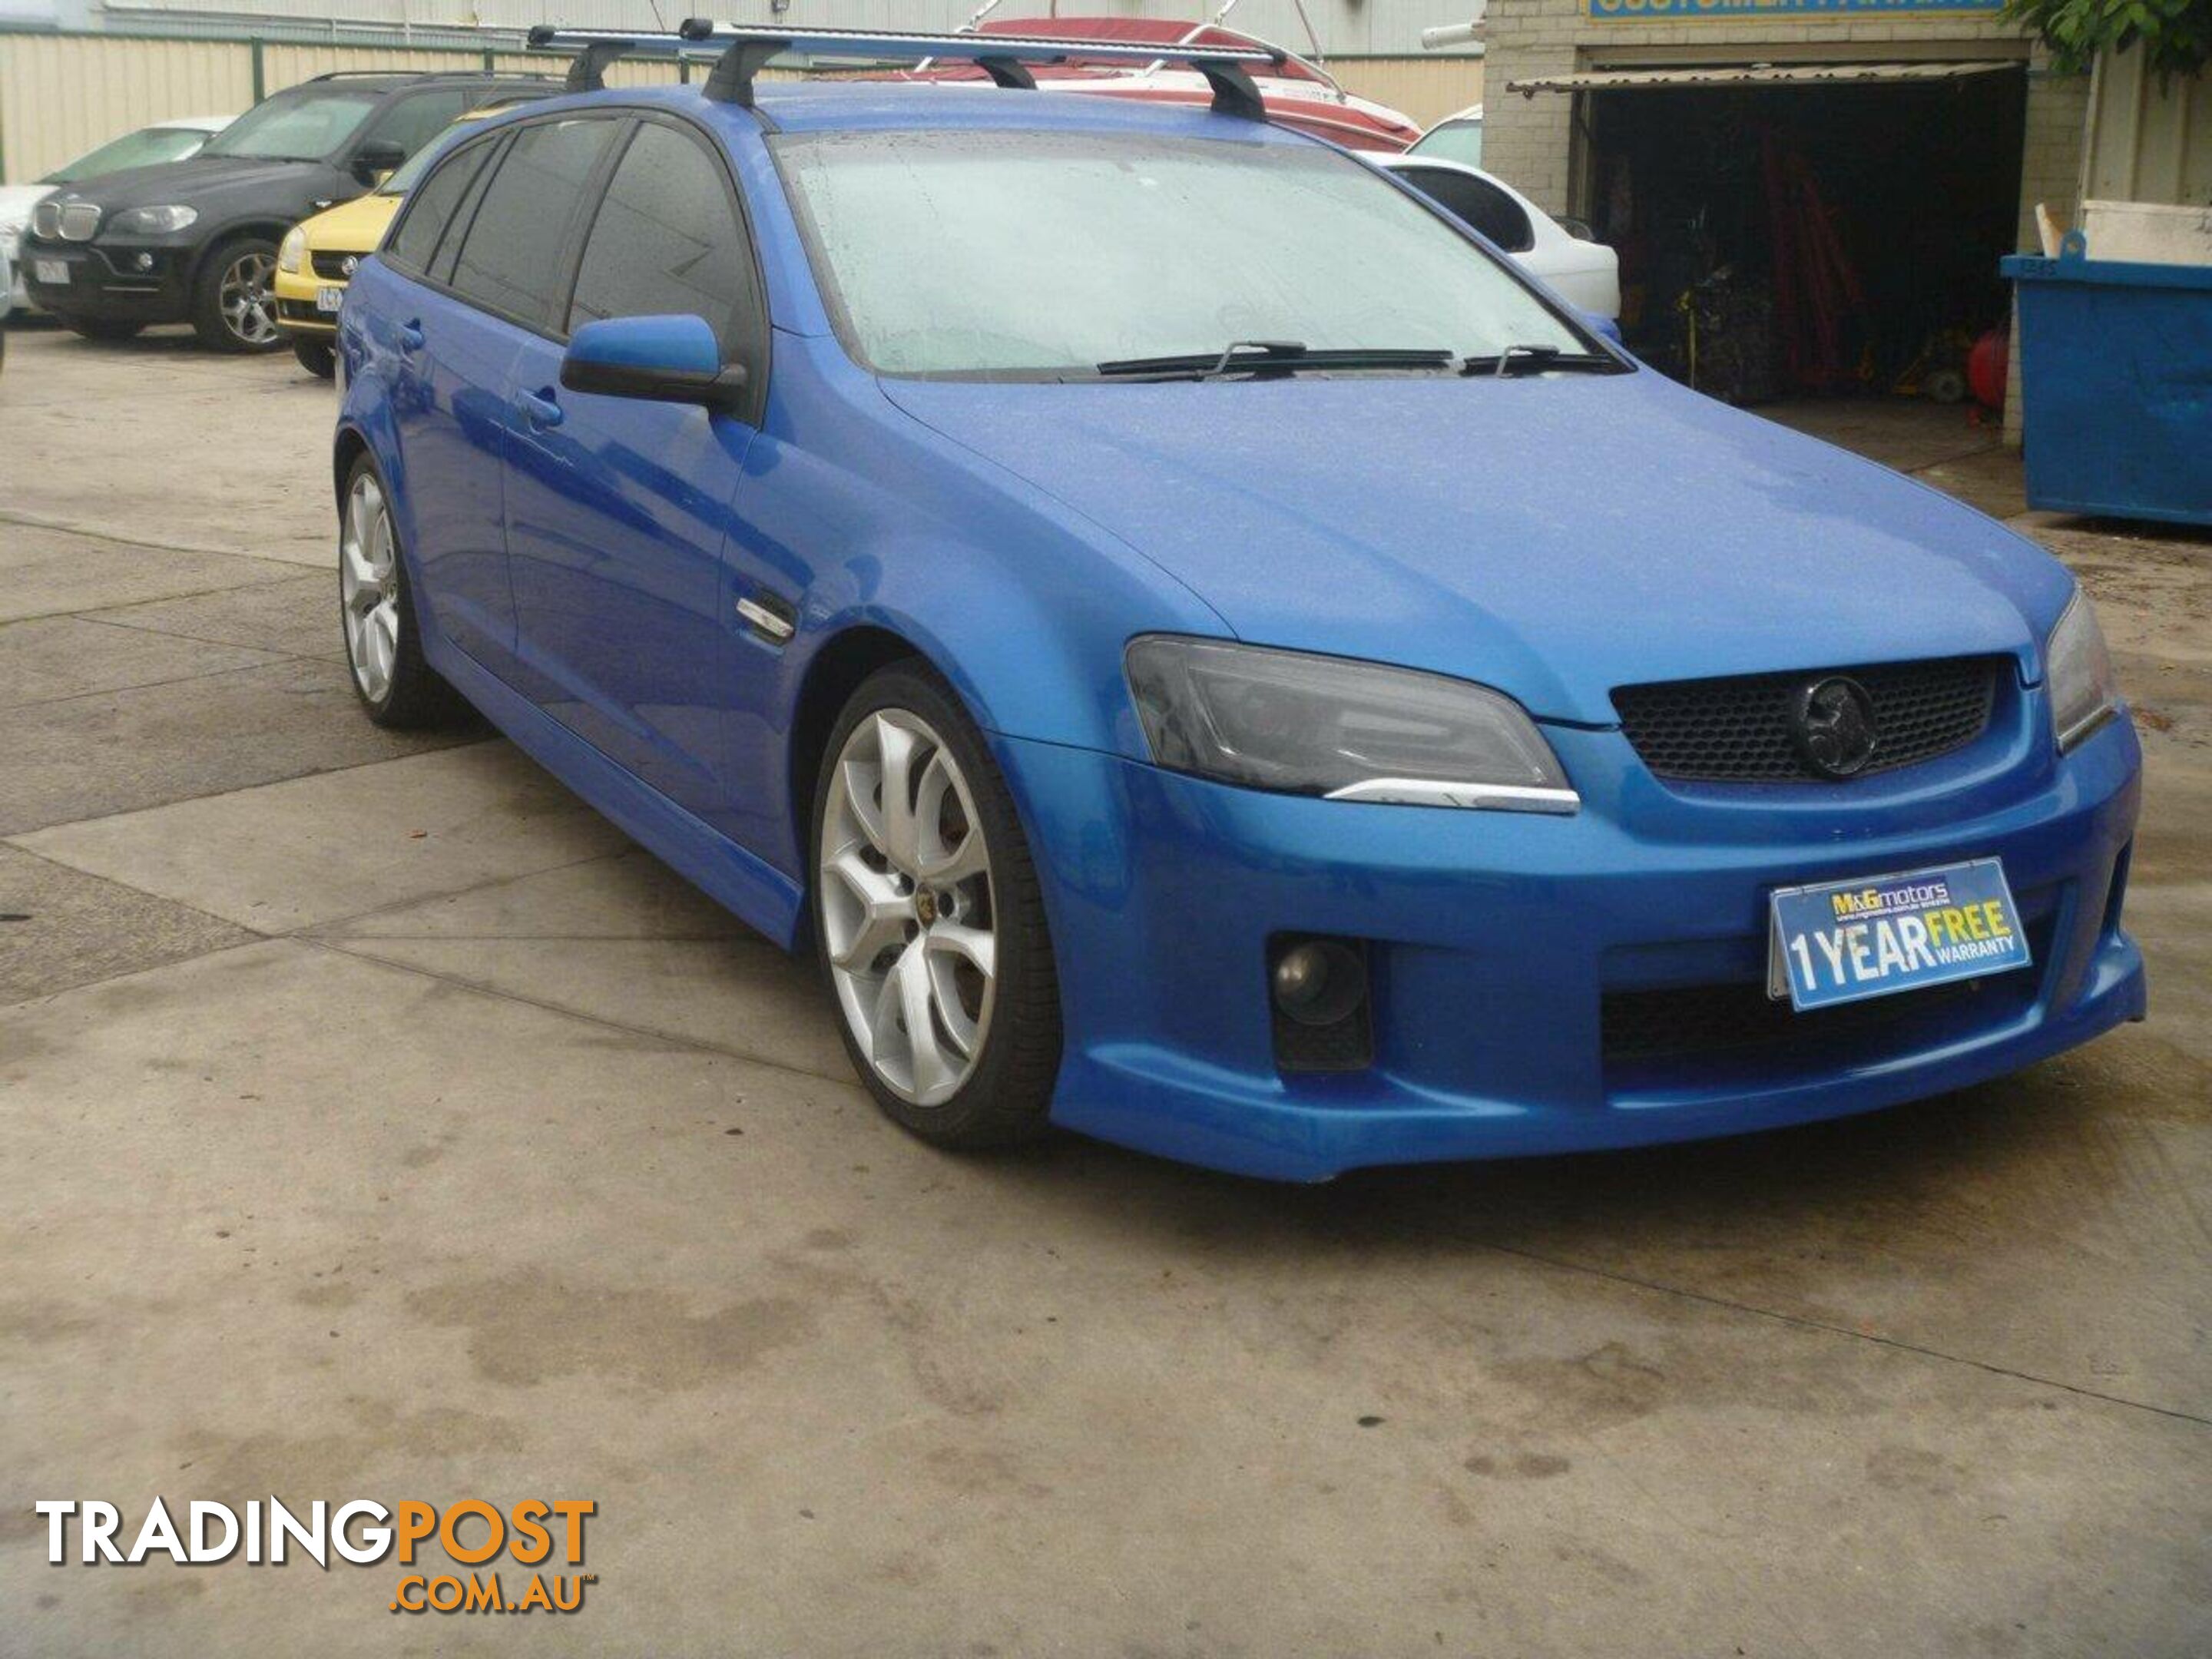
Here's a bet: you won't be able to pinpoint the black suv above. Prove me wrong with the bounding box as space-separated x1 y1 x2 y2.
22 70 552 352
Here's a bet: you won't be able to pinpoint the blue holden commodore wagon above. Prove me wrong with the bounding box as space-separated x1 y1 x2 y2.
331 22 2144 1181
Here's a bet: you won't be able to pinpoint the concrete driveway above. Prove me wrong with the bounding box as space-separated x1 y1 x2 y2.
3 325 2208 1657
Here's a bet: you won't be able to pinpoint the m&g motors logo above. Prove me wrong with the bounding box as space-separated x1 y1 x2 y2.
35 1497 597 1616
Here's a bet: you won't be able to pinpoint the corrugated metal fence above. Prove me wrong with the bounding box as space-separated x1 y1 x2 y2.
0 28 1481 183
2086 47 2212 206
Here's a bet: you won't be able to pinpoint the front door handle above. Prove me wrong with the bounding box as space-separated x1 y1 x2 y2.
395 319 424 353
515 389 564 430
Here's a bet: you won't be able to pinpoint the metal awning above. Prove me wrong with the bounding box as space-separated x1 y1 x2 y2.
1505 61 2020 97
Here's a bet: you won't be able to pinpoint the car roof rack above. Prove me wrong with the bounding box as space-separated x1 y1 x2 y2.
304 68 561 84
522 18 1283 118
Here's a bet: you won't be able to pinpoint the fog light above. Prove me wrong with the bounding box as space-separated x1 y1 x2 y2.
1268 942 1354 1026
134 252 154 271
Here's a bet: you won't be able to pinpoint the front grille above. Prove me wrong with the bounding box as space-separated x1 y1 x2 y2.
310 252 359 281
37 200 101 241
1614 657 2001 783
1603 977 1979 1061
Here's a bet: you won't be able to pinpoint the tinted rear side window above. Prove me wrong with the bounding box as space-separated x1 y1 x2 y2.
449 117 618 329
386 139 494 273
567 122 761 354
363 88 476 164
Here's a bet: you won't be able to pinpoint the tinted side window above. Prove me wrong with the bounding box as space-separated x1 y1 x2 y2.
386 139 494 273
567 123 761 354
1397 165 1533 254
363 89 475 164
449 118 618 328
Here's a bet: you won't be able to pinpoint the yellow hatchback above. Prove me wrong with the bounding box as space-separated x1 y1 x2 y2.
274 94 545 377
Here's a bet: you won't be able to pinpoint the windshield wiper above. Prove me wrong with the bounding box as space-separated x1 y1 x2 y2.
1096 340 1458 381
1461 343 1623 378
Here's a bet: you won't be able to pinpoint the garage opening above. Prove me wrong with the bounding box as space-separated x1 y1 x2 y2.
1533 64 2027 409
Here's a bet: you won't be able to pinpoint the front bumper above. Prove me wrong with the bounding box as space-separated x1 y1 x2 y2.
18 238 191 323
995 705 2144 1181
272 263 339 338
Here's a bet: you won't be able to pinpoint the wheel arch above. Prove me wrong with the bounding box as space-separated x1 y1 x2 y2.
187 220 297 288
333 422 372 507
786 623 931 879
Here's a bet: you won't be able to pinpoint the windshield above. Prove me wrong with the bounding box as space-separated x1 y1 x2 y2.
204 89 379 162
1407 119 1483 169
45 125 213 184
773 130 1582 379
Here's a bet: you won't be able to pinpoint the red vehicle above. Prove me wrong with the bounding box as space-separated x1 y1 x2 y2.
859 15 1420 152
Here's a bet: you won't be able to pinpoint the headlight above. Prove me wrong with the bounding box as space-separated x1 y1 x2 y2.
2046 589 2120 752
108 204 198 237
279 226 307 273
1125 636 1577 813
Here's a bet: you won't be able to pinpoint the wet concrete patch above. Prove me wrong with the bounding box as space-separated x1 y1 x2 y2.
0 843 257 1004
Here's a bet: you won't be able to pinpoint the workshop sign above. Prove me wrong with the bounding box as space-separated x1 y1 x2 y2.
1590 0 2000 16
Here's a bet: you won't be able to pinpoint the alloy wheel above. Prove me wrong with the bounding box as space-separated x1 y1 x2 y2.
820 709 998 1106
220 250 278 346
339 472 399 703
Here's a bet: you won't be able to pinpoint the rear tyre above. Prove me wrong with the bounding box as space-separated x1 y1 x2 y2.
62 316 144 342
813 663 1062 1150
292 338 336 379
190 237 282 353
338 453 465 729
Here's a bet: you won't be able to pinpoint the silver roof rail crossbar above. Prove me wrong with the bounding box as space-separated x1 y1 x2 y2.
522 27 723 92
670 18 1283 117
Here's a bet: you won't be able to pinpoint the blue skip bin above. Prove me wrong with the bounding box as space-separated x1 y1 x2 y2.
1768 859 2032 1011
2001 232 2212 528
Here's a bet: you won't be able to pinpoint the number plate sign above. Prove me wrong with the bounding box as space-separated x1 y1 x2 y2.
1768 859 2031 1011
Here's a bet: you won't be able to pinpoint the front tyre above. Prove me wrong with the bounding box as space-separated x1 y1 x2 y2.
338 454 464 729
292 337 336 379
191 237 283 352
813 664 1061 1149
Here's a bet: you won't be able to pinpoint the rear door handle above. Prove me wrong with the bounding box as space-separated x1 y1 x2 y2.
515 389 564 430
396 320 424 353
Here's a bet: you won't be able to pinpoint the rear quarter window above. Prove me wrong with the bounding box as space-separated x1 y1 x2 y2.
384 137 495 273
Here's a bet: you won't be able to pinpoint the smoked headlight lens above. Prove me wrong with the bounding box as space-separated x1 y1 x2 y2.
278 225 307 273
108 204 198 237
2046 590 2119 752
1125 636 1576 812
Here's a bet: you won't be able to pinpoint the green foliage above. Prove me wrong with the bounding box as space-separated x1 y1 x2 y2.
2003 0 2212 80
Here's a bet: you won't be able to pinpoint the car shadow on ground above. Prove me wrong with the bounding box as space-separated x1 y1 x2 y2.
957 1030 2190 1276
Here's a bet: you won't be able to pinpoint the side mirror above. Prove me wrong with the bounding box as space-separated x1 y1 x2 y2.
353 138 406 183
561 314 748 411
1580 311 1624 347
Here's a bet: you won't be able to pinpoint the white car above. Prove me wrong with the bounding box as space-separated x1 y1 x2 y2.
0 116 232 309
1407 102 1482 168
1376 153 1620 323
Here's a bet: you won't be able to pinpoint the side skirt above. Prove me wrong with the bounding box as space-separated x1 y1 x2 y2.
428 634 806 951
